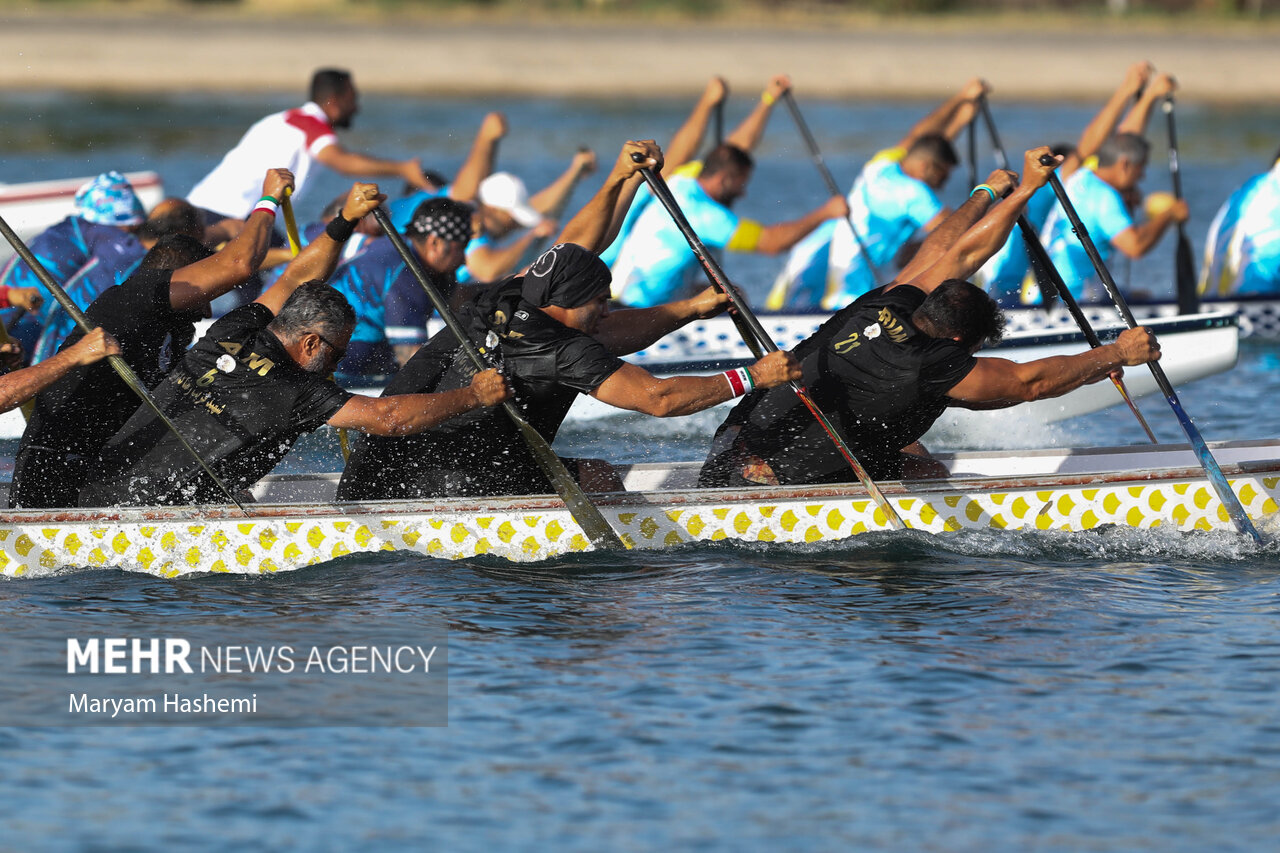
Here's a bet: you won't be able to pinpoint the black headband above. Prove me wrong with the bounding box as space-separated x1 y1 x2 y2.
520 244 611 308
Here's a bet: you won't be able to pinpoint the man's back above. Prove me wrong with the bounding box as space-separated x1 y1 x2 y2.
609 175 738 308
1041 167 1133 300
187 103 337 220
703 285 974 485
80 302 351 507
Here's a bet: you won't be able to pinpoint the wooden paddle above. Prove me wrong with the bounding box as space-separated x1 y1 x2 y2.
0 212 245 512
632 156 907 531
371 205 628 551
1041 154 1262 544
1163 96 1200 315
976 98 1157 444
780 91 885 289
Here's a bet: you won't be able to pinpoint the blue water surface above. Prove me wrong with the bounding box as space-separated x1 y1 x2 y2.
2 91 1280 851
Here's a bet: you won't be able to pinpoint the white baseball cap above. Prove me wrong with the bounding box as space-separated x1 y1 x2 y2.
477 172 541 228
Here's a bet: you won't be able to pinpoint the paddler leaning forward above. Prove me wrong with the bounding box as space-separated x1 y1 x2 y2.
76 182 510 508
336 140 802 501
700 147 1164 489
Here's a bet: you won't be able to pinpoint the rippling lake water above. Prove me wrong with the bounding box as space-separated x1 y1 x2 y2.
2 91 1280 850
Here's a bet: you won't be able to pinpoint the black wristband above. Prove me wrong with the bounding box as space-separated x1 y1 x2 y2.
325 214 357 243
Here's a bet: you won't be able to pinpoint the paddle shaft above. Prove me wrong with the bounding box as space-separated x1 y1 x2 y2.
780 91 885 289
1042 157 1262 543
977 98 1156 442
0 213 245 511
1015 215 1159 443
1163 97 1200 314
634 159 906 531
370 206 627 551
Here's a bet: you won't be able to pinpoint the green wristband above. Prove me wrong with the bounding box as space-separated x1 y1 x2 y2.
259 194 280 206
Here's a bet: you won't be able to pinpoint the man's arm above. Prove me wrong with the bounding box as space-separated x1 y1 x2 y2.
665 77 729 169
590 350 800 418
327 368 510 436
167 169 295 312
254 182 388 316
1117 72 1177 137
465 220 558 282
1110 202 1189 260
947 326 1159 409
725 74 790 153
556 140 663 254
595 285 730 356
1067 61 1152 178
0 328 119 414
899 149 1058 296
754 195 851 255
896 78 989 149
529 149 597 217
448 112 507 203
315 144 433 193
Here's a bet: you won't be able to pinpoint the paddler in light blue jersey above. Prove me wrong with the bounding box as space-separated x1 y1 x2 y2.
609 76 847 308
1201 150 1280 298
768 78 990 311
1039 119 1188 302
977 63 1175 306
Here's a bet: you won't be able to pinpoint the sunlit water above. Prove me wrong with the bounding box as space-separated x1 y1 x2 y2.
2 92 1280 850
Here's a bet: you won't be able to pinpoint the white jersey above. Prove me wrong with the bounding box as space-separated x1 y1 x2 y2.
187 102 337 219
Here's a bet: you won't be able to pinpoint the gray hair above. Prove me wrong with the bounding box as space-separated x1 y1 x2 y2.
267 281 355 342
1096 133 1150 168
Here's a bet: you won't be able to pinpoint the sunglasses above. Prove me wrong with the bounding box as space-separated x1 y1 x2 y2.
314 332 348 361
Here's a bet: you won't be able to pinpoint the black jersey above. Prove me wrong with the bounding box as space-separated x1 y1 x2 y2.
79 303 351 507
705 285 976 484
338 276 624 500
9 269 197 508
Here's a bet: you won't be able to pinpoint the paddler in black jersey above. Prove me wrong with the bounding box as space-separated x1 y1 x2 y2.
336 140 803 502
76 183 511 508
700 147 1163 488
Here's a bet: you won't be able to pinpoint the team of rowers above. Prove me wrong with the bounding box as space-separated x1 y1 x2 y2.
12 59 1276 509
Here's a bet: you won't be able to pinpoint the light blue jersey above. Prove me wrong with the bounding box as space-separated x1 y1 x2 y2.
610 175 743 308
771 150 943 310
1201 162 1280 298
1040 168 1134 301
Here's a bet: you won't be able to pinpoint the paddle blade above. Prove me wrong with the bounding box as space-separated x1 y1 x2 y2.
508 407 629 551
1175 228 1199 314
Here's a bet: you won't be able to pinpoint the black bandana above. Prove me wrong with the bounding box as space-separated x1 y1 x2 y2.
520 243 611 308
407 197 474 243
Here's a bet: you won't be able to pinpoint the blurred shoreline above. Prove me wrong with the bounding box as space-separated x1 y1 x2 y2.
2 7 1279 102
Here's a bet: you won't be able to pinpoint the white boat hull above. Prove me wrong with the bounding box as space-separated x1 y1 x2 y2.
0 439 1277 577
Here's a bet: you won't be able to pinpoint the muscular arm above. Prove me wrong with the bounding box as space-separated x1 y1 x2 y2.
448 112 507 203
1118 73 1176 137
529 149 596 217
594 286 730 356
315 144 426 190
897 150 1058 296
591 350 799 418
557 141 662 254
666 77 728 169
725 74 789 153
1068 61 1152 178
947 327 1159 408
327 368 509 436
896 78 988 149
1110 211 1180 260
754 195 850 255
254 183 387 316
0 328 118 414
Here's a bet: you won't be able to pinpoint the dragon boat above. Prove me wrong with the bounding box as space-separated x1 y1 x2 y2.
1 438 1277 578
